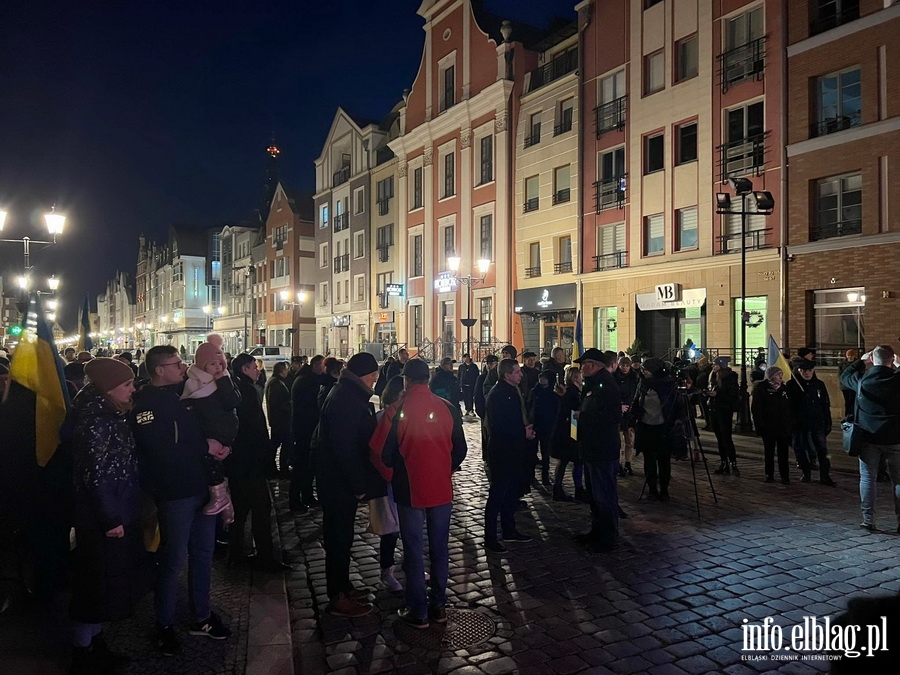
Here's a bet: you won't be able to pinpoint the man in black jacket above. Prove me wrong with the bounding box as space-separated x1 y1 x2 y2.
840 345 900 531
131 346 231 656
614 356 639 476
228 354 290 572
457 353 480 416
264 361 292 477
315 352 384 617
483 359 534 553
786 360 834 486
574 348 622 552
317 356 343 410
290 355 326 512
430 357 461 407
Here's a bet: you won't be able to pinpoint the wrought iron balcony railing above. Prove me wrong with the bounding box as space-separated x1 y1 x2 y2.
552 189 571 205
553 116 573 136
594 96 627 138
810 219 862 241
526 48 578 93
811 3 860 36
554 261 573 274
333 165 351 186
716 228 773 255
524 127 541 148
377 197 391 216
333 213 349 232
592 251 627 272
593 175 626 212
524 197 539 213
717 133 767 181
810 112 861 138
524 266 541 278
717 36 766 93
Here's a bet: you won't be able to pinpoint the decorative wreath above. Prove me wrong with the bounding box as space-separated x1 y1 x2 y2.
746 311 764 328
606 318 617 332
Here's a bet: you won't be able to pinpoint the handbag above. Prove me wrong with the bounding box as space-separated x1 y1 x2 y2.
841 379 864 457
366 493 400 535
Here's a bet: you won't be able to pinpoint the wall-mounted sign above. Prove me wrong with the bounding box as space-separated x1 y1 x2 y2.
636 288 707 311
375 311 395 323
655 283 681 303
513 283 577 314
385 283 404 297
434 272 458 293
332 315 351 327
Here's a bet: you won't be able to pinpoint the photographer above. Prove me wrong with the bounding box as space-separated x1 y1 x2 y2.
614 357 639 476
706 357 740 476
631 358 676 501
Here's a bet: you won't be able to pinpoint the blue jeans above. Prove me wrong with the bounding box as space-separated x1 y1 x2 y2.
859 443 900 526
484 472 520 541
155 494 217 626
584 459 619 545
397 502 452 620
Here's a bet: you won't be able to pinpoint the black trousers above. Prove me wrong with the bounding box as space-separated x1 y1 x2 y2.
290 434 315 508
762 434 791 479
637 422 671 493
229 476 273 560
461 385 475 413
320 490 358 599
710 409 737 463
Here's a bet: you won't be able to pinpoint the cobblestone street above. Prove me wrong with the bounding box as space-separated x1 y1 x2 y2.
278 420 900 674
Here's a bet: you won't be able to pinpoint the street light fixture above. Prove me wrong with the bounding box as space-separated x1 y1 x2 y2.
447 256 491 359
280 290 308 352
716 177 775 433
0 205 67 272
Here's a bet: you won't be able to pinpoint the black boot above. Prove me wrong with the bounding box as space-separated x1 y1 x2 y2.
730 461 740 477
552 485 574 502
624 462 634 476
574 487 591 503
541 468 551 486
714 462 730 475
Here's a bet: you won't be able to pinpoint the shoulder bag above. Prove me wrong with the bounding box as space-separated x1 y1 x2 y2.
841 378 864 457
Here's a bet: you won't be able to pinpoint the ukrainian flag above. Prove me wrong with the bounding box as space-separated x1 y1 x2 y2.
572 310 584 361
9 293 71 466
767 334 792 383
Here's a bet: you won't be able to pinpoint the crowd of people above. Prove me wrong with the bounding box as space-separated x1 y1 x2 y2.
2 335 900 673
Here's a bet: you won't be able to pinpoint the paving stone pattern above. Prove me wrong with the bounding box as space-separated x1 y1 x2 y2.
277 421 900 674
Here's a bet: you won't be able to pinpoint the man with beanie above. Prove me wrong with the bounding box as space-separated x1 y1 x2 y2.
131 345 231 656
315 351 384 617
369 358 468 628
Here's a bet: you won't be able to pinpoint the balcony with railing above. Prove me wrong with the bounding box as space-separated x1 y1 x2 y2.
717 36 766 93
594 96 627 138
554 261 573 274
376 244 391 263
593 175 627 212
331 253 350 273
717 133 767 181
525 266 541 278
553 116 573 136
377 197 391 216
810 219 862 241
811 2 859 36
333 213 349 232
333 164 351 186
552 188 571 205
524 197 539 213
592 251 627 272
526 48 578 93
810 111 861 138
716 228 772 255
524 127 541 148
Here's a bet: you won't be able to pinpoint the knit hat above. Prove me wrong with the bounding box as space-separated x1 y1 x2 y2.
485 354 499 363
713 356 731 368
84 357 134 394
641 357 666 375
346 352 379 377
402 358 431 381
798 347 816 358
501 345 518 359
77 351 93 363
440 356 455 367
618 356 632 367
764 366 783 380
194 342 224 370
796 359 816 371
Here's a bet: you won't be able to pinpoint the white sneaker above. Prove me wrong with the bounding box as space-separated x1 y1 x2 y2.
380 567 402 591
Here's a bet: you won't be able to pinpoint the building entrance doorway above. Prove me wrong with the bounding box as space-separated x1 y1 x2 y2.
543 310 576 356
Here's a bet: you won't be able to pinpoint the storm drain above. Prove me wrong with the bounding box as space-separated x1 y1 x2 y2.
394 608 497 650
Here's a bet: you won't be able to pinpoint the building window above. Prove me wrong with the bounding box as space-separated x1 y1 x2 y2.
596 70 627 137
556 235 573 274
721 201 769 253
440 63 455 112
412 304 423 346
356 275 365 302
443 152 455 198
677 122 698 164
319 282 329 306
411 234 423 277
354 187 365 214
644 214 664 256
319 203 329 228
525 113 541 148
555 98 574 135
376 176 394 215
376 224 393 262
412 167 423 209
676 34 699 82
722 101 765 179
676 207 699 251
355 231 365 259
813 287 865 353
443 224 456 262
645 50 664 95
527 242 541 278
645 0 663 7
524 175 540 212
812 0 860 36
595 148 626 211
173 261 183 282
479 214 493 260
645 133 664 174
553 165 571 205
721 5 765 89
479 135 493 185
596 222 626 267
814 67 861 137
813 173 862 241
479 297 493 343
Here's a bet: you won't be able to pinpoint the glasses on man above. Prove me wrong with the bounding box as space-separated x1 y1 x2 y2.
160 360 185 368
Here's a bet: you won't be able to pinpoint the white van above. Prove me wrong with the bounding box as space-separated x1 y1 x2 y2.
247 346 293 371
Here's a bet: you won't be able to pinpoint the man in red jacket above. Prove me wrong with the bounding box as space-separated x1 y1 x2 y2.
369 358 467 629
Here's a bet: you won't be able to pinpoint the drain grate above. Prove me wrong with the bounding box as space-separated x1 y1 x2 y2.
394 608 497 650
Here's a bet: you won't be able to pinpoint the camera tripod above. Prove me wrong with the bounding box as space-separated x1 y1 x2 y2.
638 389 718 519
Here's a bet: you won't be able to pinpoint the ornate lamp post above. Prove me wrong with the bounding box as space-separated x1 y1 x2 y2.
446 256 491 359
279 289 307 352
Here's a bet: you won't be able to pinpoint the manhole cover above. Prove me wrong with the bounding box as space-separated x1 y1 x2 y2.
394 608 497 650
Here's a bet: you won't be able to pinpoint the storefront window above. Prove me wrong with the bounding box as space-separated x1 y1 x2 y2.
733 296 767 365
813 288 865 361
594 307 618 353
479 298 493 343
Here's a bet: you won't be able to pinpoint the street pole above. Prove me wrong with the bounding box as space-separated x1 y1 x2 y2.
738 192 751 432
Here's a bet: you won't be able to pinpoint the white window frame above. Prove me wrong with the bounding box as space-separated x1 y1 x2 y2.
438 51 457 113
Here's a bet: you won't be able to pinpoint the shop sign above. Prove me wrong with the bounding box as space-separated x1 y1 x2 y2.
636 288 707 311
514 283 577 313
375 311 395 324
434 272 458 293
655 283 681 302
332 315 351 327
385 283 404 296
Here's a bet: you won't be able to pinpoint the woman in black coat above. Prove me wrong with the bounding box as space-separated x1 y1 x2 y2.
750 366 793 484
706 357 741 476
70 358 146 673
551 367 585 502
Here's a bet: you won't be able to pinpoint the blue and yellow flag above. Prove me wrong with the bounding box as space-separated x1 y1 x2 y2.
572 310 584 361
77 294 93 352
9 293 71 466
767 334 792 382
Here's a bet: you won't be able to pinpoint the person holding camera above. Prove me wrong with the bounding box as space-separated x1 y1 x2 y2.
631 358 677 501
706 356 741 476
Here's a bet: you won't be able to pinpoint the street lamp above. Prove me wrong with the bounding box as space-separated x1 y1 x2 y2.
280 290 308 352
716 177 775 433
0 206 67 273
447 256 491 359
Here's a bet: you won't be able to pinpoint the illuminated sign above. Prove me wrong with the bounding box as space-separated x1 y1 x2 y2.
434 272 458 293
385 283 404 297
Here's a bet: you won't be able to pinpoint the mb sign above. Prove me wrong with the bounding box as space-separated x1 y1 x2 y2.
655 283 681 302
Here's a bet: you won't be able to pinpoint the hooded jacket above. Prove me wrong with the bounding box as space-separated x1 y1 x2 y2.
840 360 900 444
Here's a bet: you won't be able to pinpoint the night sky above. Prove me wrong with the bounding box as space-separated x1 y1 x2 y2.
0 0 575 329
